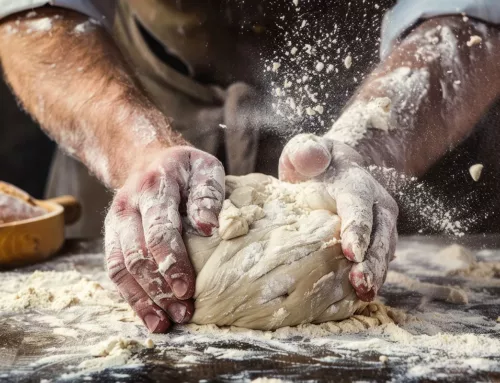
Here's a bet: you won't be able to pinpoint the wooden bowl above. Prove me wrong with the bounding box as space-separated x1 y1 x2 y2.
0 183 81 267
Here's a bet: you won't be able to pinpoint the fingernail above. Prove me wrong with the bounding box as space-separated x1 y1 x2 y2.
199 210 219 227
172 279 189 297
144 314 160 332
342 244 357 262
342 233 365 262
167 302 187 323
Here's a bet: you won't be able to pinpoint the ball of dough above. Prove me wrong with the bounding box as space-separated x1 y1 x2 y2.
184 174 360 330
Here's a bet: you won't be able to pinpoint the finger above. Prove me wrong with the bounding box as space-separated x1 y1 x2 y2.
279 134 332 182
104 218 171 333
187 150 225 236
331 173 374 263
389 224 398 262
116 200 193 324
138 172 196 304
349 205 395 301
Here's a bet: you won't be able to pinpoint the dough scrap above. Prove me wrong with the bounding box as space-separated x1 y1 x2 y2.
386 271 468 304
186 302 406 338
469 164 484 182
185 174 361 330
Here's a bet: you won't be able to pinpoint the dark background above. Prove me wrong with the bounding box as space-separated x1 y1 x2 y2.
0 0 397 201
0 77 54 198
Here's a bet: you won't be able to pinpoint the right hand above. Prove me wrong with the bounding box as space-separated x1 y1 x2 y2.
104 146 225 333
280 134 399 302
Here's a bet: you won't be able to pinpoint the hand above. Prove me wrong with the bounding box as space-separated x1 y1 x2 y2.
104 146 225 332
279 134 398 301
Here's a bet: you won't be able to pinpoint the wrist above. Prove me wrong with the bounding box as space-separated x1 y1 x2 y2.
100 105 190 188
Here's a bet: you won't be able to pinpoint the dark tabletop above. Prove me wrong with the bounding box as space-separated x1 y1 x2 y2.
1 236 500 383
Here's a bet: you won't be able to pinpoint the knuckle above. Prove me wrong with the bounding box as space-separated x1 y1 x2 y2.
203 154 223 169
137 171 160 194
107 260 128 284
145 223 171 251
111 193 135 219
123 247 153 275
126 290 150 307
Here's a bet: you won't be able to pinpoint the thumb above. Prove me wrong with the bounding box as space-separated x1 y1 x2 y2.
279 134 332 182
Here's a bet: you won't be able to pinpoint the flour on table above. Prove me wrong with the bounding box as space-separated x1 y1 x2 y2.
449 260 500 279
386 271 468 304
2 239 500 381
0 270 118 311
78 337 145 372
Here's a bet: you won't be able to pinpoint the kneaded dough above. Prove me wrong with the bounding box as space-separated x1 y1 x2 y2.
184 173 361 330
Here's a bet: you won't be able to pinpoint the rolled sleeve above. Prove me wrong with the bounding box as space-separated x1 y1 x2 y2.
381 0 500 59
0 0 112 28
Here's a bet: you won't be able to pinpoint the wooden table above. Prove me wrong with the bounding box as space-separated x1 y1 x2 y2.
1 236 499 382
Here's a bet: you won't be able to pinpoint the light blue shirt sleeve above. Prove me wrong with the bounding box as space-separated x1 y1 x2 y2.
0 0 112 28
381 0 500 59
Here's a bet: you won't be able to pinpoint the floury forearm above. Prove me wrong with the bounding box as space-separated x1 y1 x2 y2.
0 7 187 189
326 16 500 177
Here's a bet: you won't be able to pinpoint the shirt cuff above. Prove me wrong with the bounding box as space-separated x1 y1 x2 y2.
380 0 500 59
0 0 111 28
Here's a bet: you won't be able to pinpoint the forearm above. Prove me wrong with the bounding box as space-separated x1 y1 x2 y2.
0 8 186 189
326 16 500 176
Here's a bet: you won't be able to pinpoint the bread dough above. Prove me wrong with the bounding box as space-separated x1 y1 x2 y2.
469 164 484 182
185 174 361 330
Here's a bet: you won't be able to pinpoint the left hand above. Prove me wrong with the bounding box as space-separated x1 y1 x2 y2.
279 134 398 301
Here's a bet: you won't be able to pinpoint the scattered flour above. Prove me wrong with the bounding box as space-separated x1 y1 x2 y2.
344 54 352 69
158 254 176 274
449 261 500 279
78 337 144 372
466 35 482 47
386 271 468 304
25 17 53 33
0 270 116 311
1 243 500 381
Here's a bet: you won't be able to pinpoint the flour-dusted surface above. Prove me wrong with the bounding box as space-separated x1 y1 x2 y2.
1 237 500 382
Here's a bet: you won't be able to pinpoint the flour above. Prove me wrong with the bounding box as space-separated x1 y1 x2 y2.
367 166 474 236
449 261 500 279
158 254 176 274
73 20 96 34
2 242 500 381
344 54 352 69
466 35 482 47
263 2 383 131
0 270 116 311
386 271 468 304
25 17 53 33
326 68 429 147
77 337 145 372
